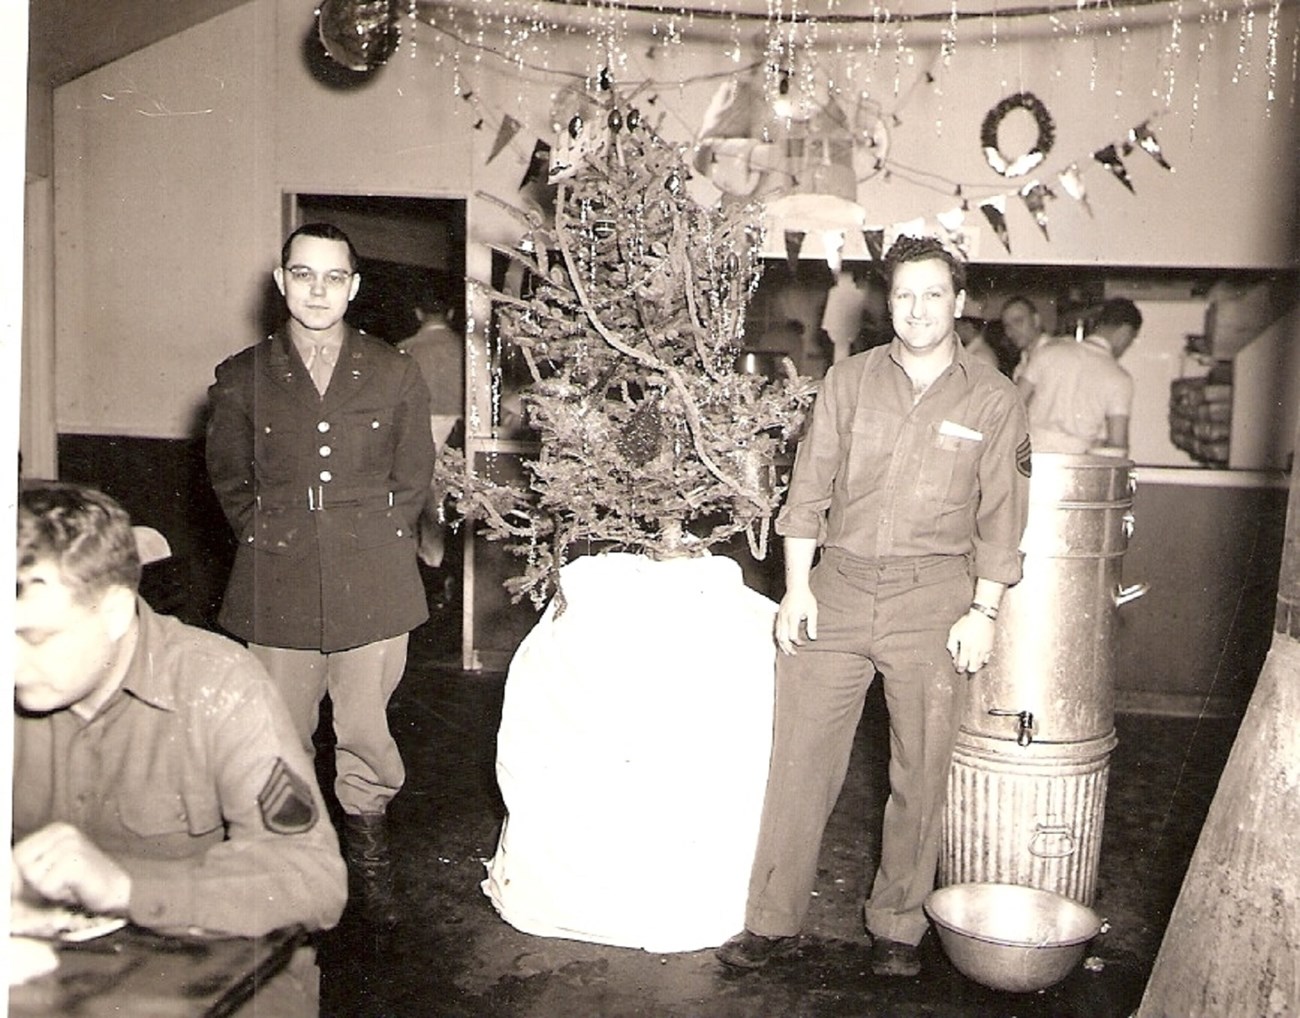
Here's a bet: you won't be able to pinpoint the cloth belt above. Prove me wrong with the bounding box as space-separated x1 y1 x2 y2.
256 489 397 512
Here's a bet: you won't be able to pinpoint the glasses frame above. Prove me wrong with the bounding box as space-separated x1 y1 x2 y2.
284 265 355 290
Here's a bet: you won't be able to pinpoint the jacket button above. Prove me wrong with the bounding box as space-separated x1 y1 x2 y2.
396 528 403 537
371 420 380 429
320 470 333 482
318 421 330 433
319 445 332 457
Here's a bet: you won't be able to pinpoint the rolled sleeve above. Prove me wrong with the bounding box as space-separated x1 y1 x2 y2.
775 378 837 542
971 391 1031 585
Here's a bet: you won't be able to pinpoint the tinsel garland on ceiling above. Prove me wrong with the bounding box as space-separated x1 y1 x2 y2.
315 0 1288 264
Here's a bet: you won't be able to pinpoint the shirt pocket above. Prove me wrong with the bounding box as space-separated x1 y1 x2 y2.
844 408 896 496
346 509 413 552
118 784 222 841
249 508 312 558
917 424 983 507
337 406 397 473
253 418 298 484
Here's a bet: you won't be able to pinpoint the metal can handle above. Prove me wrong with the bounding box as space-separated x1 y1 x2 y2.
1113 582 1150 608
1029 823 1078 859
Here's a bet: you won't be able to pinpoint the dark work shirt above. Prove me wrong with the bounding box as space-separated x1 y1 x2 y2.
776 338 1030 585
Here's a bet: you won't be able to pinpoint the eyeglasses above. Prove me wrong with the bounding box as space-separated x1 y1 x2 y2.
285 266 353 290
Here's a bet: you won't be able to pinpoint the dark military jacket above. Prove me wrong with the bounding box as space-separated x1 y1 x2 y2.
206 325 433 651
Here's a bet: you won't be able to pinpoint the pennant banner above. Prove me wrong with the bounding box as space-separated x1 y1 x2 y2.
520 139 551 189
1019 181 1055 241
1057 163 1093 217
784 230 806 272
1130 122 1173 171
489 115 522 165
822 230 845 274
862 229 885 262
979 196 1011 254
1093 144 1135 193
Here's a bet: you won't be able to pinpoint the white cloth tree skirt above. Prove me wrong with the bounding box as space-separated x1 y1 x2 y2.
481 552 777 952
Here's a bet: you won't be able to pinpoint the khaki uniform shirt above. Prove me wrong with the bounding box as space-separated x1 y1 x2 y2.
776 339 1030 586
12 600 347 937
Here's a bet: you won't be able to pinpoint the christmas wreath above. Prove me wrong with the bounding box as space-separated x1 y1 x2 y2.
980 92 1056 178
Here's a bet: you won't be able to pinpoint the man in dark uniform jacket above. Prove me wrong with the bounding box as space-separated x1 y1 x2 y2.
206 222 434 926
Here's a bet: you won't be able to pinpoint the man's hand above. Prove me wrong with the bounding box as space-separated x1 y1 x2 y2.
12 823 132 916
947 610 996 674
775 588 818 656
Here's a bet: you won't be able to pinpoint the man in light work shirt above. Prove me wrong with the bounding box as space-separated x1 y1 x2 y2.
1018 297 1142 456
12 483 346 1015
1000 294 1052 382
717 236 1031 977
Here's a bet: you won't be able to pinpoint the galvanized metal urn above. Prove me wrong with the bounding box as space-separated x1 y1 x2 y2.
941 453 1148 906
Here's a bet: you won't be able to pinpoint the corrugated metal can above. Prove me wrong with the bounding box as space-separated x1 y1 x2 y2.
942 728 1117 906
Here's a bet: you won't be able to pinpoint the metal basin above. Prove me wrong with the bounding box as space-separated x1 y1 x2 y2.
924 882 1102 993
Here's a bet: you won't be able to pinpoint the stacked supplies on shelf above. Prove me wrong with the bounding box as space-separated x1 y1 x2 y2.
1169 363 1232 466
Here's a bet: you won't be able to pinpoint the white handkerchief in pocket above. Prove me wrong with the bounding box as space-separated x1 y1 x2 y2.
938 419 984 442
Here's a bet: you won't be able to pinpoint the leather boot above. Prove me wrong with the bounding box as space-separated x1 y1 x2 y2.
343 812 399 927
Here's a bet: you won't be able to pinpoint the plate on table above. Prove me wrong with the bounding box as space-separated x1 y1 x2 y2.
9 899 128 942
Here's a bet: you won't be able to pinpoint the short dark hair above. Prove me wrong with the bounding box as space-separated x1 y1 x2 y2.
883 235 966 294
281 222 359 271
1000 295 1038 318
18 484 141 603
1095 297 1142 331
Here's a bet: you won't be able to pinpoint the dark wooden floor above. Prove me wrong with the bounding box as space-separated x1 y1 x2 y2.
315 606 1240 1018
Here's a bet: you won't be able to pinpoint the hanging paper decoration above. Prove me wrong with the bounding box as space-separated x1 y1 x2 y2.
1019 181 1055 241
489 115 522 165
821 230 846 274
980 92 1056 178
935 207 975 260
862 229 885 262
885 219 928 256
1093 144 1135 193
317 0 400 72
1129 122 1173 171
1057 163 1093 217
520 139 552 189
979 196 1011 254
784 231 806 272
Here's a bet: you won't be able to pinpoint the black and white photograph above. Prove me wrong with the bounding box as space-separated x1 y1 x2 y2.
7 1 1300 1015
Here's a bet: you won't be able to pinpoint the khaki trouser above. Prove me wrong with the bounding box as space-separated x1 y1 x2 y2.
745 549 972 946
249 635 409 816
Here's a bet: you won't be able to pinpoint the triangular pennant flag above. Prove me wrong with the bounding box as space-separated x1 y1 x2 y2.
1129 121 1173 171
862 229 885 261
935 207 966 234
520 139 551 190
1093 144 1135 193
1057 163 1094 217
935 207 975 260
784 230 806 272
822 230 846 274
979 196 1011 254
489 115 522 165
1019 181 1055 241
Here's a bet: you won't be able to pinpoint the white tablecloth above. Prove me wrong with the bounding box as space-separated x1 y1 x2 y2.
482 552 777 952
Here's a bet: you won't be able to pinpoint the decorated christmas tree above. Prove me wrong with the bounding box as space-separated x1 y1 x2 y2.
440 81 816 609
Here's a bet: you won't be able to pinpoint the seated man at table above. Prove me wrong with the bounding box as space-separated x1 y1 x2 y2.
11 483 347 1016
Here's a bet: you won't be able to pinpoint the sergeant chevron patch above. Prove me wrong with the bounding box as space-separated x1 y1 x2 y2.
258 758 318 834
